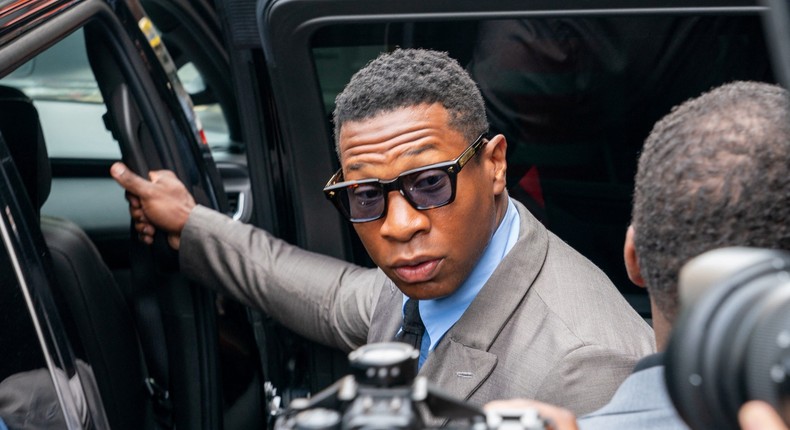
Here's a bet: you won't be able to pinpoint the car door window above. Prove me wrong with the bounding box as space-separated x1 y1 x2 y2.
0 29 120 160
0 29 129 269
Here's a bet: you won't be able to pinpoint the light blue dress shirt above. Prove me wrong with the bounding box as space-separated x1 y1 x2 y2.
401 198 521 368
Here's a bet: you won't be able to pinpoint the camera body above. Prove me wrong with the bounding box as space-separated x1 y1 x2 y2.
273 343 548 430
665 247 790 430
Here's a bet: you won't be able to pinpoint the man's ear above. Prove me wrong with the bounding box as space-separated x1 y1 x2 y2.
488 134 507 195
624 225 646 288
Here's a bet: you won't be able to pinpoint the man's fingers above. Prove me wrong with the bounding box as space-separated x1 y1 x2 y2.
148 169 178 183
126 191 142 209
130 206 145 221
134 222 155 236
138 232 154 245
740 401 788 430
111 162 152 196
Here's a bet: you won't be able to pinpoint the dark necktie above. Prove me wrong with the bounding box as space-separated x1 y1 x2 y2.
395 299 425 351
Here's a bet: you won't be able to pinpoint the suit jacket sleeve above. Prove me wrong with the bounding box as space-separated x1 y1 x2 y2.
178 205 386 352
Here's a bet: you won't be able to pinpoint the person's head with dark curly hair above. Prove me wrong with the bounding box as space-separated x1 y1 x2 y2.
326 48 509 301
626 81 790 350
333 48 489 157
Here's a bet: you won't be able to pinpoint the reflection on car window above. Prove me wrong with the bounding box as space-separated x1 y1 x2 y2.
313 45 385 114
176 62 232 151
0 29 120 160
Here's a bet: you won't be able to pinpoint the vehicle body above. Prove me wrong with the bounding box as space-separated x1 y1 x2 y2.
0 0 780 428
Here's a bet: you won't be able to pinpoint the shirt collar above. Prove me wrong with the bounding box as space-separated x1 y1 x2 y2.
404 198 521 351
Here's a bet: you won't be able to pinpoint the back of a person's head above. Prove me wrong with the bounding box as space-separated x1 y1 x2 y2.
632 81 790 324
332 48 488 156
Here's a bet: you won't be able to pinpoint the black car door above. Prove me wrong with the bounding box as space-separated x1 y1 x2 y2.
0 0 236 427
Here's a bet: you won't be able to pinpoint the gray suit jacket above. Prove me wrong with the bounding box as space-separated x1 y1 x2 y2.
579 354 688 429
180 200 654 415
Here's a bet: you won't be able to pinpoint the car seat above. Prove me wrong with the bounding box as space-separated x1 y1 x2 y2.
0 85 158 430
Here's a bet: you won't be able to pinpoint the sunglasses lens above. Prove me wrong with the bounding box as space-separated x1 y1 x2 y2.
327 166 456 222
402 169 453 208
344 183 386 221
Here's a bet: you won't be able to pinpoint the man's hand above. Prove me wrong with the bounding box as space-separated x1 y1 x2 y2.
110 162 196 250
740 401 788 430
484 399 578 430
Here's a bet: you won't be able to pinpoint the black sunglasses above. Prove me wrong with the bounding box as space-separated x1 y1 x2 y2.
323 133 488 223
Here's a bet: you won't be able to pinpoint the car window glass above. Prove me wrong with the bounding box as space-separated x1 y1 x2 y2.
176 62 232 152
314 45 385 115
310 15 774 316
0 29 128 239
0 29 232 160
0 29 120 160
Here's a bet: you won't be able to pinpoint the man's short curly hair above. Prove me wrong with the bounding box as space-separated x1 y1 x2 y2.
632 81 790 324
333 48 489 157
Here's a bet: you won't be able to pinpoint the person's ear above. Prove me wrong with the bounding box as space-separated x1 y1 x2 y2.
624 225 646 288
487 134 507 195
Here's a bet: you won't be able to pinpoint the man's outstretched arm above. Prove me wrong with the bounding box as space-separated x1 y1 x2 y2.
109 161 380 351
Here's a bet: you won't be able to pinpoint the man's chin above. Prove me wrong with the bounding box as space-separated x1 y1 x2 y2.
395 281 456 301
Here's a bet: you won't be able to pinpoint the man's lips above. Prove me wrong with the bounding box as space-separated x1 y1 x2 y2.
391 258 441 283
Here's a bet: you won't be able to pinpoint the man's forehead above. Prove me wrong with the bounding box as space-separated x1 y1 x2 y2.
337 105 465 173
343 143 438 172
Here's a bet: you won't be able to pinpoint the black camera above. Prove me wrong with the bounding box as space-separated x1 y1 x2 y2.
272 342 549 430
665 247 790 429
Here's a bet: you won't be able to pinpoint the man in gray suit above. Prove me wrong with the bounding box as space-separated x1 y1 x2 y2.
111 48 653 414
491 81 790 429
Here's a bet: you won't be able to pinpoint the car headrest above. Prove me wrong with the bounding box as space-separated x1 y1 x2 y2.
0 85 52 215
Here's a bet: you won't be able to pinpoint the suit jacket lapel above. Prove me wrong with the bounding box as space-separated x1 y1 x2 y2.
419 202 550 401
367 275 403 343
419 337 497 402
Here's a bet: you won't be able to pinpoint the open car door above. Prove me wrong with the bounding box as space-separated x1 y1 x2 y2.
0 0 253 426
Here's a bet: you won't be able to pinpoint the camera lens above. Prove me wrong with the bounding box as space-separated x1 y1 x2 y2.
743 284 790 424
666 248 790 430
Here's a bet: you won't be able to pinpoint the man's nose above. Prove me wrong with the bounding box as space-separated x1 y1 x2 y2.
379 191 430 241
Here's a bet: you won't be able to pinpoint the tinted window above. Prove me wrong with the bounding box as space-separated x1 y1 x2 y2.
0 29 120 160
0 29 233 160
